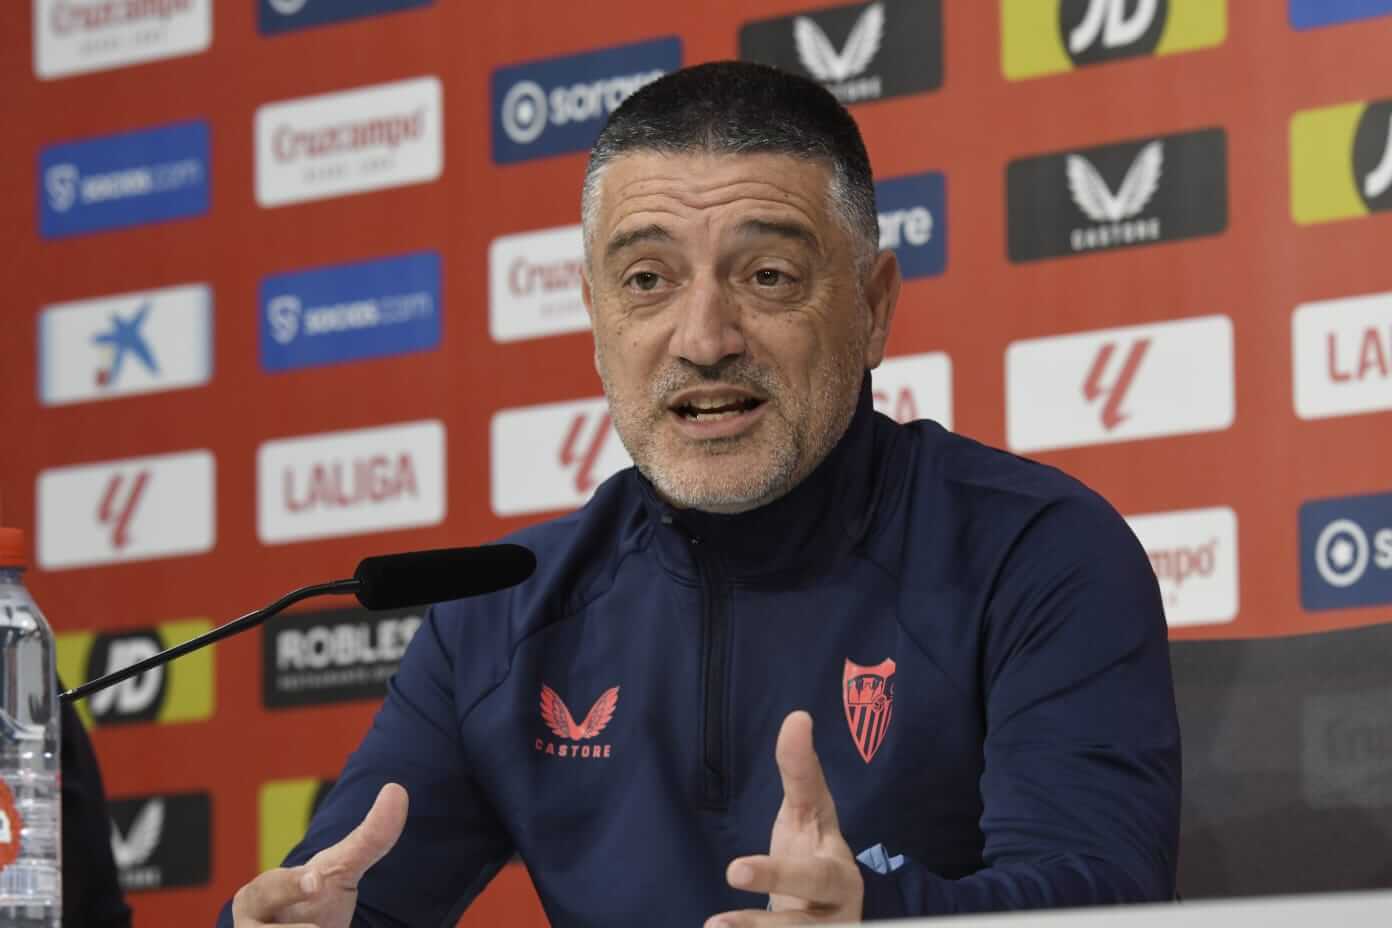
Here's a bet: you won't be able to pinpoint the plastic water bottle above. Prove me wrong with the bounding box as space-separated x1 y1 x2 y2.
0 528 61 927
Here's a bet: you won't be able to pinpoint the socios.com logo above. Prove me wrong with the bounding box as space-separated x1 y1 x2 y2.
491 36 681 164
1290 0 1392 29
258 0 433 36
1301 492 1392 611
267 295 302 345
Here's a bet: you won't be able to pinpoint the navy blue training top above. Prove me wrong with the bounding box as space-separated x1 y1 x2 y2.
218 377 1180 926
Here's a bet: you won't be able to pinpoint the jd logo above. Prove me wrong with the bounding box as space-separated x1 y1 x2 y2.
559 411 611 495
86 632 166 724
1354 101 1392 211
1063 0 1167 64
1083 339 1151 430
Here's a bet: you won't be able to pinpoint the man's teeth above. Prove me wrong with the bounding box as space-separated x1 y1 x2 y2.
679 398 759 419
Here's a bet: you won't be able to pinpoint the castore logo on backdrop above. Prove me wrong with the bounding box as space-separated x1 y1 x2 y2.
108 792 211 891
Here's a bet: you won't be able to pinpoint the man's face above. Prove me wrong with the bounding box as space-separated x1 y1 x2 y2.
582 151 898 514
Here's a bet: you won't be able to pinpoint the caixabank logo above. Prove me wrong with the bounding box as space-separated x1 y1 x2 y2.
739 0 942 105
492 37 680 165
263 605 422 709
108 792 211 892
39 120 209 239
258 0 432 35
1301 491 1392 611
1290 0 1392 29
876 172 946 279
259 778 335 871
1291 98 1392 226
260 252 440 372
1007 127 1227 262
1001 0 1225 80
56 620 214 729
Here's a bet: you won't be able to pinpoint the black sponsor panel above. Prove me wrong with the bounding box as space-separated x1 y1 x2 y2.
1060 0 1169 66
1353 99 1392 213
262 606 424 708
1007 127 1227 263
85 630 167 725
108 792 211 892
738 0 942 105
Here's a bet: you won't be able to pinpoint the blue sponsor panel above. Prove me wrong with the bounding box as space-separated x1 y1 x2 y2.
875 172 947 279
258 0 433 35
259 252 442 372
491 37 682 165
1300 491 1392 611
1290 0 1392 28
38 120 210 239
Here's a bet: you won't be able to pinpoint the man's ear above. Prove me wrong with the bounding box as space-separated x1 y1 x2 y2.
862 249 901 369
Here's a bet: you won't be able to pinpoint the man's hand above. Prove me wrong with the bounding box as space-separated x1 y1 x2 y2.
707 712 864 926
232 782 408 928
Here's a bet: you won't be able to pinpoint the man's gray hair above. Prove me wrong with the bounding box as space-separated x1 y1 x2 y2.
580 61 880 272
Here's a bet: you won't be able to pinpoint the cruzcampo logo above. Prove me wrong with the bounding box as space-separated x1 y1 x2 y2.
1291 99 1392 225
56 619 214 729
1002 0 1225 80
259 778 335 871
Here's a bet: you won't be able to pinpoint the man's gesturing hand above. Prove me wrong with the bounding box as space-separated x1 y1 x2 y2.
232 782 408 928
707 712 864 927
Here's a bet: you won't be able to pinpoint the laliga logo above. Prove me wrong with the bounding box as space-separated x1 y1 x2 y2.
268 0 309 13
1315 518 1392 588
268 295 302 345
46 163 80 213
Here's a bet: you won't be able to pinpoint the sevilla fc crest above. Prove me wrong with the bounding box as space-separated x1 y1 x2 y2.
843 658 895 764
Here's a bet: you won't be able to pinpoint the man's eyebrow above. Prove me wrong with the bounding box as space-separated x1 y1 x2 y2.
605 224 673 260
734 218 820 250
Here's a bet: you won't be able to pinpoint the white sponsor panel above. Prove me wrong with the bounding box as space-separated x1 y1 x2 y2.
1006 314 1234 453
39 283 212 406
37 450 215 570
491 397 633 517
34 0 212 80
872 352 952 430
1293 290 1392 420
1126 506 1239 628
488 224 589 343
257 420 446 544
255 76 443 208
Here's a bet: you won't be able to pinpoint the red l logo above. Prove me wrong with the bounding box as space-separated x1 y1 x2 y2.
97 470 150 550
1082 338 1151 431
559 412 611 495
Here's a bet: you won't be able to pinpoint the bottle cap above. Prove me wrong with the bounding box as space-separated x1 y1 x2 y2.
0 528 27 568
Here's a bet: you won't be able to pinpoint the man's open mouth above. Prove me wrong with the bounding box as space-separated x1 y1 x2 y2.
672 396 765 422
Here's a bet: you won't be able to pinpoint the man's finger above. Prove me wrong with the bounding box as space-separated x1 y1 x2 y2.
230 865 320 920
308 782 409 885
704 909 815 928
726 854 853 906
774 712 837 826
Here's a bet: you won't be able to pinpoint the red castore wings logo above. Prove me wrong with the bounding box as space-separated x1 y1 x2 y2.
540 684 619 741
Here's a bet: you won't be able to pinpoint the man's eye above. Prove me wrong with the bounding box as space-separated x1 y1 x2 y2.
754 269 791 287
626 271 662 291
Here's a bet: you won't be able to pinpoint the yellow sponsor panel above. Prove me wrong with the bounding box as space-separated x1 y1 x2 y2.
1155 0 1227 55
1291 102 1369 225
55 619 214 728
259 779 322 872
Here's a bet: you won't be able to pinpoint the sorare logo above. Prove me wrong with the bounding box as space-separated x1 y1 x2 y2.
260 252 440 372
1301 491 1392 611
1291 98 1392 225
258 0 432 34
875 172 946 279
39 120 209 239
1002 0 1225 80
108 792 211 892
492 37 680 165
56 620 215 730
35 0 212 80
739 0 942 105
1290 0 1392 29
1007 127 1227 262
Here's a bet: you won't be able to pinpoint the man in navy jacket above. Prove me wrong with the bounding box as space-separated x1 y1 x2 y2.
226 62 1180 927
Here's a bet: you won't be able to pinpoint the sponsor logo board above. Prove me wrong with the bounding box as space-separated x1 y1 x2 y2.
1289 0 1392 29
263 605 423 708
39 120 210 239
255 76 443 208
1001 0 1225 80
488 224 588 343
1126 506 1239 627
491 37 680 164
1300 491 1392 611
1007 127 1227 262
1291 98 1392 225
1006 314 1234 452
490 397 632 517
108 792 211 891
39 283 212 406
257 420 446 544
739 0 942 105
876 172 947 280
260 252 441 371
56 620 215 729
1293 290 1392 420
258 0 432 34
872 352 952 429
34 0 212 80
37 450 215 570
1302 686 1392 810
259 778 335 870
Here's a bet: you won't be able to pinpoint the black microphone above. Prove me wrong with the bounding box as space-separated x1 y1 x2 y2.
59 544 536 704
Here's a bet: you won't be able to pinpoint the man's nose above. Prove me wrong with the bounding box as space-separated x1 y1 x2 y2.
669 276 745 367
